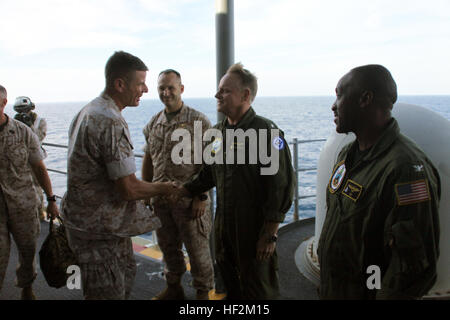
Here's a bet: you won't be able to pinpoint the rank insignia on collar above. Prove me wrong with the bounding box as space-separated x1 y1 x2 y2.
342 179 363 202
328 161 346 194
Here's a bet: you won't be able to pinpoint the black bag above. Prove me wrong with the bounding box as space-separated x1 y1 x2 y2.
39 217 78 288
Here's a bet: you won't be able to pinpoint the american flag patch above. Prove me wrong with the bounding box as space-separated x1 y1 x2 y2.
395 179 430 206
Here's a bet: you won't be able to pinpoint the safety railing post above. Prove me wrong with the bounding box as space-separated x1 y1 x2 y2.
293 138 299 221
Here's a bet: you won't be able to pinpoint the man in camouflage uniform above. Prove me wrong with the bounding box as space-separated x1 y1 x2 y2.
142 69 214 300
176 63 295 299
0 85 59 300
61 52 176 300
13 96 48 221
317 65 440 299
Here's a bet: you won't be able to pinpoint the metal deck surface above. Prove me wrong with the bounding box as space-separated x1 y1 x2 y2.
0 218 317 300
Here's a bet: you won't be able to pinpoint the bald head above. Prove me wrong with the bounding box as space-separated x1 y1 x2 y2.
0 85 8 116
349 64 397 107
0 85 6 99
0 85 7 110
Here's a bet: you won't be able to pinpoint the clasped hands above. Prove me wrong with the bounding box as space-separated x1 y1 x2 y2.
150 181 207 218
157 181 189 202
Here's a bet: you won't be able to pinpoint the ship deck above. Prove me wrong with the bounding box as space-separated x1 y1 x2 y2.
0 218 318 300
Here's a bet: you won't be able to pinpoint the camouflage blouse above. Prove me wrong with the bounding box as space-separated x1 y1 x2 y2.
0 115 44 217
61 93 160 239
143 104 211 207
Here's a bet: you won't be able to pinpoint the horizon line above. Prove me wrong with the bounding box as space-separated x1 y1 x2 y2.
4 94 450 105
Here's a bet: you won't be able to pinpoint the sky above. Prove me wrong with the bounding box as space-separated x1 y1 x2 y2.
1 0 450 103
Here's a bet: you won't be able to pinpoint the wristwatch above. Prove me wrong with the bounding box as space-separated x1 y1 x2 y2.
266 234 278 243
197 194 208 201
47 195 57 202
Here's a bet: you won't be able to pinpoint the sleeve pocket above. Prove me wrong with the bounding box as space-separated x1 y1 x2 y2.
391 220 429 273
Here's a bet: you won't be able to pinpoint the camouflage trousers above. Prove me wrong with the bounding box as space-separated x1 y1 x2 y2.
66 229 136 300
154 203 214 292
35 185 44 219
0 189 40 290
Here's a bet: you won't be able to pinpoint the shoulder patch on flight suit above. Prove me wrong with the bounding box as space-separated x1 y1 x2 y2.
272 137 285 150
342 179 363 202
328 161 346 194
395 179 430 206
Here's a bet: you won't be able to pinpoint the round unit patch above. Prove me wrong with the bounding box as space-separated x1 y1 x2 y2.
272 137 285 150
329 162 346 193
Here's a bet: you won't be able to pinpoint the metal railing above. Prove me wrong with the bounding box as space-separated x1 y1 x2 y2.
290 138 326 221
43 138 327 221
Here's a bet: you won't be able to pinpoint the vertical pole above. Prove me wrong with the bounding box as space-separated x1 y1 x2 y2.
215 0 234 123
213 0 234 293
293 139 299 221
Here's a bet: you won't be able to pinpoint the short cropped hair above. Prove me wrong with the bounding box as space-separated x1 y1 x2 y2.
158 69 182 85
159 69 181 79
226 63 258 102
350 64 397 105
105 51 148 89
0 85 6 99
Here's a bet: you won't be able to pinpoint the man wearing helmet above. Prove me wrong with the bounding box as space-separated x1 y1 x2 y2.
13 97 47 142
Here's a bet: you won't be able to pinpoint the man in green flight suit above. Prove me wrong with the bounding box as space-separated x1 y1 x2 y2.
175 63 295 299
318 64 440 299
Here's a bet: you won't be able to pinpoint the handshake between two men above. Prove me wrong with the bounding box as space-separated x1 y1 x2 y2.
143 181 208 219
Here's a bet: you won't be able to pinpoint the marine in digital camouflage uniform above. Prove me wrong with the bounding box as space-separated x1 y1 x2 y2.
61 52 175 300
142 70 214 300
317 65 440 299
181 64 295 300
0 85 59 300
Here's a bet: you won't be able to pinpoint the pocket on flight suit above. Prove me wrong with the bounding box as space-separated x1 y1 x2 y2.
391 220 429 274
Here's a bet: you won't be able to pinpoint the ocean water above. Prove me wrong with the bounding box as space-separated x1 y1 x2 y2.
5 95 450 223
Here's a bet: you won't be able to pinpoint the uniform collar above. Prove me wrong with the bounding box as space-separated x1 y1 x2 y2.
155 102 188 126
100 92 122 114
220 106 256 129
352 117 400 162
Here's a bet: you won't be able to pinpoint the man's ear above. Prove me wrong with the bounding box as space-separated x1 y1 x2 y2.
241 88 251 103
360 90 373 108
114 78 127 93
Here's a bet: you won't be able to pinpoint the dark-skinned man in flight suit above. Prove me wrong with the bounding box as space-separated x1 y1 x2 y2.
318 64 440 299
